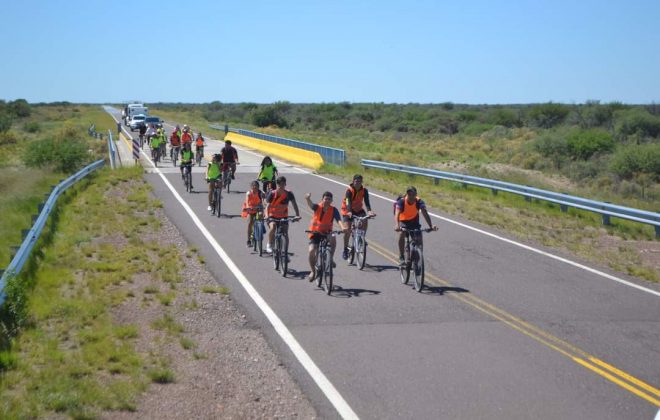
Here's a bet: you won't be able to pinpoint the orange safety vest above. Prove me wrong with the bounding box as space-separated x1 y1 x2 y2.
398 197 420 222
340 185 365 215
195 136 204 147
267 190 289 218
241 190 262 218
308 204 335 235
170 133 181 146
181 132 193 144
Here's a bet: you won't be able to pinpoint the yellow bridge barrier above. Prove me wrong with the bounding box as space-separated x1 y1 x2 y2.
225 132 324 170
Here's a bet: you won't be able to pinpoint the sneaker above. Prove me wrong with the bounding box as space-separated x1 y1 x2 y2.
342 247 349 260
308 271 316 282
266 243 272 253
331 260 336 268
246 240 252 248
399 256 405 266
207 206 212 211
231 174 235 180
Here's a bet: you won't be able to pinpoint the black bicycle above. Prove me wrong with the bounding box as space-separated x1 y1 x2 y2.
398 227 434 292
348 215 374 270
247 206 265 256
209 178 222 217
221 164 232 193
183 164 193 193
268 216 299 277
171 145 180 167
307 230 343 295
195 146 204 166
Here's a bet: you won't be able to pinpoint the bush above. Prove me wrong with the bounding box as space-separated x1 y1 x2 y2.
0 131 18 145
532 131 569 169
24 121 40 133
22 126 91 173
614 109 660 141
566 129 615 160
250 105 290 128
8 99 31 118
609 143 660 180
0 113 12 133
528 103 570 128
487 108 521 127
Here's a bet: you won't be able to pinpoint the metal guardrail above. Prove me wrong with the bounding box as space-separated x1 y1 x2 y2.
361 159 660 237
208 124 345 166
0 159 105 306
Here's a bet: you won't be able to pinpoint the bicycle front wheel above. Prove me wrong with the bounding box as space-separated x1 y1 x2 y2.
400 253 410 285
315 251 323 288
273 236 281 271
356 235 367 270
412 247 425 292
348 233 356 265
324 249 333 295
281 236 288 277
215 189 222 218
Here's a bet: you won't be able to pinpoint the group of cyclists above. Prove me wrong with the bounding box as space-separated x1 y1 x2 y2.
139 124 438 282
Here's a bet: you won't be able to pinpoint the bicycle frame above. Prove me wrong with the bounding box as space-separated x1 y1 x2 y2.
399 227 432 292
210 179 222 217
267 217 298 276
349 215 373 269
306 230 343 295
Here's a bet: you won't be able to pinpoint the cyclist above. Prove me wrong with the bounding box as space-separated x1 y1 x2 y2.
241 180 265 247
305 191 347 281
341 174 376 260
264 176 301 253
258 156 278 192
157 127 167 160
394 186 437 265
181 125 193 149
138 123 147 145
180 143 195 189
205 153 222 211
149 129 163 160
220 139 239 179
170 128 181 159
195 132 206 162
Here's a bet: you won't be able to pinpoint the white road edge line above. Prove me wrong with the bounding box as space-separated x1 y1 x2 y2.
107 111 359 420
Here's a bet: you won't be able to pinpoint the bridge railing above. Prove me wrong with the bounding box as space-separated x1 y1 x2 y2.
361 159 660 237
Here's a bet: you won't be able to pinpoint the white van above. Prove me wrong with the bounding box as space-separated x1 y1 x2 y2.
125 104 149 125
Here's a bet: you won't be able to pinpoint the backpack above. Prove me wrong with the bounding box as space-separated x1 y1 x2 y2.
393 195 403 214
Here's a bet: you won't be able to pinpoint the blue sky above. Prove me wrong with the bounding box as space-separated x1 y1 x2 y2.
1 0 658 104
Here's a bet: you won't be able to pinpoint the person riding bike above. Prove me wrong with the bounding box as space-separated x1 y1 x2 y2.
394 186 437 265
264 176 301 254
305 191 347 281
170 128 181 159
205 154 222 211
180 125 193 149
157 127 167 159
145 124 157 144
341 174 376 260
195 132 205 161
220 139 239 179
241 180 265 247
258 156 278 192
180 143 195 189
138 123 147 144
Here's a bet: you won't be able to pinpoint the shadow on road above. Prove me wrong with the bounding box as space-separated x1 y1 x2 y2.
329 286 381 298
419 286 470 295
361 264 399 273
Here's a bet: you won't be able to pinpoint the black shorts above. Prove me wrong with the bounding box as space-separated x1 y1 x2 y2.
342 209 367 223
399 220 421 231
308 232 332 245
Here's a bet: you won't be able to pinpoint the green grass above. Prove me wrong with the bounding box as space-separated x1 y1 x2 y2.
0 166 193 418
201 285 230 295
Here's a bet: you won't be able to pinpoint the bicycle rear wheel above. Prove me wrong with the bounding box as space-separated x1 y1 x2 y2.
400 250 410 284
324 249 333 295
356 235 367 270
185 171 192 193
315 251 323 288
412 247 425 292
348 233 356 265
273 236 281 271
215 189 222 218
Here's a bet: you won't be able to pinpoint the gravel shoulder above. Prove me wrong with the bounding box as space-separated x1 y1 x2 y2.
103 204 317 419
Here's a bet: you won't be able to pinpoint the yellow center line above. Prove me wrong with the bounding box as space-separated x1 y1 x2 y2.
366 237 660 407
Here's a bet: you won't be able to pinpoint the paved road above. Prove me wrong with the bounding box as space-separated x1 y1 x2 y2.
105 107 660 419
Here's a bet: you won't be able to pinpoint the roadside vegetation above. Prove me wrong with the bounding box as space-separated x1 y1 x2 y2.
0 166 208 418
146 101 659 282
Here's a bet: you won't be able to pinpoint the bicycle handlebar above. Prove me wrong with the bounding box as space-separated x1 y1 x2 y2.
350 214 376 221
397 227 435 233
266 216 301 223
304 230 344 235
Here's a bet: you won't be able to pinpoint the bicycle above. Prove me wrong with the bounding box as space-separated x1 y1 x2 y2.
267 216 299 277
195 147 204 166
306 230 343 295
347 215 375 270
259 178 275 194
247 206 265 256
398 227 434 292
221 163 232 193
183 164 193 193
138 133 145 149
151 145 160 167
171 145 180 167
209 178 222 217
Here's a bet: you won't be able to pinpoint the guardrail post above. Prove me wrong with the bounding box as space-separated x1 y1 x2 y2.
224 124 228 134
491 188 497 195
560 204 568 212
434 178 440 185
655 226 659 238
602 214 611 226
524 196 531 202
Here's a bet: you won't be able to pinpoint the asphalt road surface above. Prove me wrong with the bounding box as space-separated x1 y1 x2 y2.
105 107 660 420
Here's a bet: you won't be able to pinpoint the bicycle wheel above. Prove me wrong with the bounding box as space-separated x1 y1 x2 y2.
215 189 222 218
226 175 231 193
356 235 367 270
412 247 425 292
400 249 410 284
273 236 281 271
315 248 324 288
186 171 192 193
348 233 356 265
324 248 333 295
280 236 288 277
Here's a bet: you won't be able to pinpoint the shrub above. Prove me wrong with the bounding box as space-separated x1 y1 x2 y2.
8 99 31 118
250 105 290 128
487 108 521 127
528 103 570 128
566 129 615 160
24 121 40 133
23 131 90 173
532 131 569 169
0 131 18 145
0 113 12 133
609 143 660 180
614 109 660 142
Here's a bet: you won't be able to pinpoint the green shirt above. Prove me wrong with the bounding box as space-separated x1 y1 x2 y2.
207 162 221 179
181 150 194 164
258 164 277 180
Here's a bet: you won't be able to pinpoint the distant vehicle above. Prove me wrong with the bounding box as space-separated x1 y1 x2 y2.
144 116 162 127
125 104 148 125
129 114 147 131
